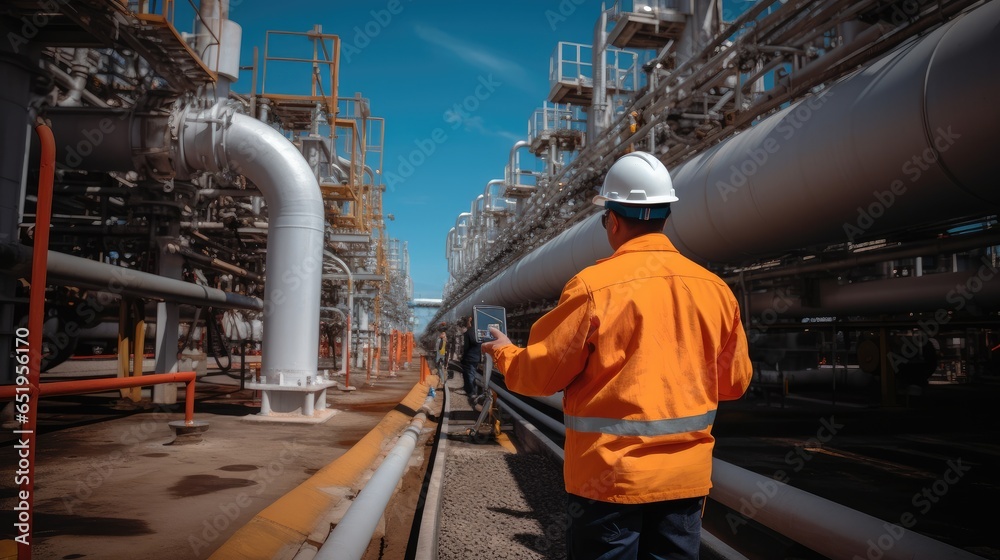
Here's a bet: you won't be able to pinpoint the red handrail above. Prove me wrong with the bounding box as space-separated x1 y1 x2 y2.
0 371 198 424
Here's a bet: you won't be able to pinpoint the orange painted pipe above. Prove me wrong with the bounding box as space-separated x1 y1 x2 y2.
15 121 56 560
0 371 198 425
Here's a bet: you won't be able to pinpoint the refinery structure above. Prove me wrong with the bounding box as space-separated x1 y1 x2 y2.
1 1 415 416
0 0 998 558
437 0 1000 400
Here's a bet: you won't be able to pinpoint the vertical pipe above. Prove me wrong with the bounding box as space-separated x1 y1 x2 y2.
590 9 609 144
345 316 352 388
184 374 195 424
154 231 183 404
181 108 325 413
19 121 55 560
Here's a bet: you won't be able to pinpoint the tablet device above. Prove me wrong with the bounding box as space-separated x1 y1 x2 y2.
473 305 507 343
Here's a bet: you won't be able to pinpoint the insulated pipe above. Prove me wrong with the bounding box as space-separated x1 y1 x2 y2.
666 1 1000 263
178 105 325 397
197 0 241 90
317 391 436 560
445 227 456 278
484 178 505 211
746 267 1000 318
0 244 263 312
444 1 1000 319
483 179 506 245
454 213 471 272
710 460 983 560
507 140 530 187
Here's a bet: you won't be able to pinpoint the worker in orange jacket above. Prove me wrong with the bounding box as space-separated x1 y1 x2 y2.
483 151 752 560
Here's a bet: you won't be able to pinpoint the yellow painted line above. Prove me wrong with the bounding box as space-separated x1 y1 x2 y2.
497 431 517 453
209 375 438 560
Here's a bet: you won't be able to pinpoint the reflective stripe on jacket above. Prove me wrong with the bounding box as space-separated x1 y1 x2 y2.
489 233 752 504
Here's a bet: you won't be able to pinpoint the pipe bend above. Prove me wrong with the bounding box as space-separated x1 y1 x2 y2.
180 104 325 385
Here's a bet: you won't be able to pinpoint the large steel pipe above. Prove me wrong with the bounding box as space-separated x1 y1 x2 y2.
747 268 1000 317
666 0 1000 262
445 1 1000 319
0 244 263 311
710 460 983 560
178 107 326 400
43 101 326 411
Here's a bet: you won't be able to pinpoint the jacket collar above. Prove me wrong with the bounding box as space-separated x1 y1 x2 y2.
597 233 678 264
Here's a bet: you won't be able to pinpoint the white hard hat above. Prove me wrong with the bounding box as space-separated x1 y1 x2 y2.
592 151 678 207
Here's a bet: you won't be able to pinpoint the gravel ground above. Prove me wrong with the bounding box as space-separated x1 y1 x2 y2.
437 369 568 559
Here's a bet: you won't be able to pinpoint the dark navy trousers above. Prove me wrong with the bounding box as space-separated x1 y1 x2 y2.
566 494 704 560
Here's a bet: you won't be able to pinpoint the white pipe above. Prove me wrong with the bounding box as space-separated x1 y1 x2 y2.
322 253 353 376
58 49 91 107
507 140 530 183
316 392 435 560
507 140 531 216
197 0 241 89
179 105 325 401
710 460 983 560
46 62 108 108
413 389 449 560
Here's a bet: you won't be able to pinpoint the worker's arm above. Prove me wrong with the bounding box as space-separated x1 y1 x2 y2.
717 309 753 400
483 276 594 396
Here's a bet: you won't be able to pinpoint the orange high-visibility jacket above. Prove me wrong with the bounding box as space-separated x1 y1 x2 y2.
488 233 752 504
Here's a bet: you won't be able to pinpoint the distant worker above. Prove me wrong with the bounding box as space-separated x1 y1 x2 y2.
482 151 753 560
459 315 482 397
434 325 449 379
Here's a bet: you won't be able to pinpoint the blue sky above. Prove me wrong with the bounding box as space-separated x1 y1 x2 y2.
178 1 747 299
214 0 609 299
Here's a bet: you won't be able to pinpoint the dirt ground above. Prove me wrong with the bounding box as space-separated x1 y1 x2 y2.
0 363 428 559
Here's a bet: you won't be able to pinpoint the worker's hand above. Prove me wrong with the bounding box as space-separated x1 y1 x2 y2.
481 326 512 352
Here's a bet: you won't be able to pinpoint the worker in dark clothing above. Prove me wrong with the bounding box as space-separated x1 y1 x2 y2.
460 315 482 397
